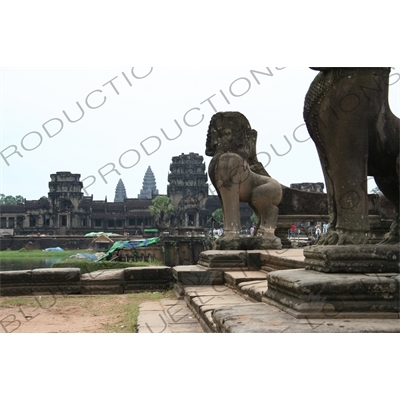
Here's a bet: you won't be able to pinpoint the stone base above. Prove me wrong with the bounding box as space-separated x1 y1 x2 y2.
263 269 400 319
304 245 400 273
81 269 124 295
215 235 282 250
123 266 173 293
197 250 266 271
172 265 224 285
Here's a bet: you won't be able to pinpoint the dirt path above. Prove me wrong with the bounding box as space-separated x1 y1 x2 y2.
0 292 172 333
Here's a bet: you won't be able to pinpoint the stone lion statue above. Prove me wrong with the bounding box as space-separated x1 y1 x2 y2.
304 67 399 245
206 111 282 249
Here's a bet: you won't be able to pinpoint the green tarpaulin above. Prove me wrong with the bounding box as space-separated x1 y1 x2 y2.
98 237 160 261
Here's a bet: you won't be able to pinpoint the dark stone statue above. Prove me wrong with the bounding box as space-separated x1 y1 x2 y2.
304 67 399 245
206 112 282 249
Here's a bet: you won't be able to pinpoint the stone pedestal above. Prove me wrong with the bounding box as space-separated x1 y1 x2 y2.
198 250 262 270
304 245 400 273
263 245 400 319
215 235 282 251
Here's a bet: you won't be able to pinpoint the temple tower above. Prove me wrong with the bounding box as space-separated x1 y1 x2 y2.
48 172 84 229
167 153 208 227
138 166 159 199
114 179 127 202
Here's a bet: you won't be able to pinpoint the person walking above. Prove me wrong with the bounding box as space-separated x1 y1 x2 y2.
290 224 296 238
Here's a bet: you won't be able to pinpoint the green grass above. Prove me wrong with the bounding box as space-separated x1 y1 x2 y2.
0 249 94 259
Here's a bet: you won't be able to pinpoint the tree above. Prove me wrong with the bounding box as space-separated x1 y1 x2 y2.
149 196 174 227
0 194 25 205
250 212 258 225
212 208 224 226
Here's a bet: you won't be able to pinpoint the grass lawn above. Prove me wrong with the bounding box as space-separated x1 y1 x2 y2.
0 249 93 259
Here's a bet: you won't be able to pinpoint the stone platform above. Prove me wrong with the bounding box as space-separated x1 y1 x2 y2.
138 248 400 333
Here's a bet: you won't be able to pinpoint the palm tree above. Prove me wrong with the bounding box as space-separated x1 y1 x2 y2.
212 208 224 227
149 196 174 228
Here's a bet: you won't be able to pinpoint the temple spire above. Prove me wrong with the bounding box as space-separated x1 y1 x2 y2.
138 166 159 199
114 179 127 202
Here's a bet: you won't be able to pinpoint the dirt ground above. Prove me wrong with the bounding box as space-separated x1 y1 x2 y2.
0 292 172 333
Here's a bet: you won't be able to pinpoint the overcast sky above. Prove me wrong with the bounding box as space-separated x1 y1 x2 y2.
1 67 399 201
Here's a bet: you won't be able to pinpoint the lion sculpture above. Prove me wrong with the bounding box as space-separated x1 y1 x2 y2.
206 111 282 249
304 67 399 245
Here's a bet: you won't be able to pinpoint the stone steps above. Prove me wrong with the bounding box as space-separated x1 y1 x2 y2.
173 266 400 333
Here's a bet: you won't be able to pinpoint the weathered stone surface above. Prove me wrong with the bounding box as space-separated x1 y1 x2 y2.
31 268 81 283
264 269 400 318
215 236 282 251
198 250 247 270
260 249 305 272
172 265 224 285
136 299 204 333
0 270 33 295
122 267 173 292
80 269 125 294
224 270 267 288
184 285 232 296
206 112 282 249
0 270 32 284
124 266 172 281
81 269 124 282
246 251 262 270
212 303 400 333
238 281 268 302
0 286 32 296
81 285 124 294
304 68 399 245
304 245 400 273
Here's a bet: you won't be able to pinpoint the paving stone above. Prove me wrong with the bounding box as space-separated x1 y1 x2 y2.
212 303 400 333
172 266 223 285
184 285 234 296
32 268 81 283
224 270 267 287
238 281 268 302
139 301 164 311
260 249 305 272
198 250 247 270
190 295 248 315
137 300 204 333
169 323 204 333
81 269 124 281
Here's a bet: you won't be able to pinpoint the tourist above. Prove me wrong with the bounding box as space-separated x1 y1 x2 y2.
290 224 296 238
323 223 328 233
315 225 321 238
250 226 255 236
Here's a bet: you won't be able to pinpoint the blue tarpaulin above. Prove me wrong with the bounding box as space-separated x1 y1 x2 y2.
44 247 64 252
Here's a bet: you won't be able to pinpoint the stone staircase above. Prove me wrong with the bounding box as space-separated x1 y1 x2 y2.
146 248 400 333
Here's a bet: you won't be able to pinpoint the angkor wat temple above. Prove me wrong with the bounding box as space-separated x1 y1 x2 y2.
0 153 252 236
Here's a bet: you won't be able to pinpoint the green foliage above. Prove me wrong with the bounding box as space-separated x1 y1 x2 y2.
149 195 174 224
0 194 25 205
0 250 89 259
212 208 224 225
250 212 258 225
